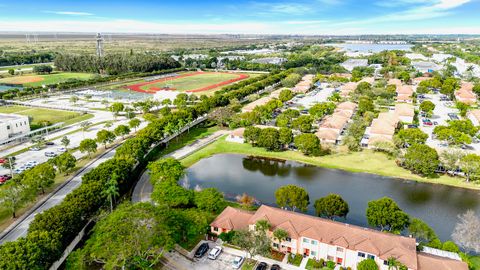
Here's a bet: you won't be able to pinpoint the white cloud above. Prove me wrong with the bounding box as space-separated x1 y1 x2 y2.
284 20 328 25
43 11 94 16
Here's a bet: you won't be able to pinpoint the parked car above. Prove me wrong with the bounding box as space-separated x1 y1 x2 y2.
433 121 438 125
407 124 418 129
271 264 281 270
30 146 41 151
207 246 222 260
13 168 23 174
255 262 268 270
57 147 67 153
417 94 426 99
0 158 6 164
45 151 57 157
45 142 55 146
232 256 245 269
422 119 433 126
27 161 38 167
448 113 459 120
194 243 209 258
0 175 11 183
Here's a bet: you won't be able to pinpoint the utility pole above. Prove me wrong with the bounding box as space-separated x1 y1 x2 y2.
96 33 104 57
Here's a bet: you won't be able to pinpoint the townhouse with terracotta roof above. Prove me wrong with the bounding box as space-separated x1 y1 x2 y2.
455 82 476 105
412 77 430 85
467 109 480 126
242 96 273 112
315 101 357 144
395 103 415 123
361 112 400 148
388 79 403 89
396 85 414 104
340 82 358 97
210 205 467 270
293 74 315 94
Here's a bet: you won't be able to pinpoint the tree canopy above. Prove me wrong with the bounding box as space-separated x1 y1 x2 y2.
366 197 410 233
275 185 310 212
314 194 349 220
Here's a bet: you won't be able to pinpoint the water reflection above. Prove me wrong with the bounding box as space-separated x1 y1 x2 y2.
185 154 480 241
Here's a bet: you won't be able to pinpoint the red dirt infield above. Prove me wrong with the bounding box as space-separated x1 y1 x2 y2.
124 72 249 94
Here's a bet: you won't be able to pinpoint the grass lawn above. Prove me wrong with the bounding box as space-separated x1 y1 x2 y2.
242 259 257 270
136 72 242 92
305 258 331 270
469 255 480 270
181 136 480 190
0 105 92 128
287 253 303 266
0 72 95 87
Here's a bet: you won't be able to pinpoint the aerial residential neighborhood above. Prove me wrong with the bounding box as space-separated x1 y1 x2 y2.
0 1 479 270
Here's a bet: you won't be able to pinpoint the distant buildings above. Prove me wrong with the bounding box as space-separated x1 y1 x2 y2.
341 59 369 72
411 61 441 73
0 113 30 141
251 57 287 65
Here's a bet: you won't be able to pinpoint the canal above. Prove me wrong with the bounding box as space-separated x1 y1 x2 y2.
183 154 480 241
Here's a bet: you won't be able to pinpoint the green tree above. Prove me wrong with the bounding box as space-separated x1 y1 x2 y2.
61 136 70 149
394 128 428 147
408 218 439 245
194 188 225 213
7 69 14 75
403 144 439 175
232 225 271 258
309 102 336 120
243 126 261 146
110 102 125 118
128 118 141 132
257 128 281 151
101 173 120 212
0 181 27 218
459 154 480 182
96 129 116 149
314 194 349 220
23 163 56 194
357 259 379 270
292 115 313 132
442 241 460 253
152 179 193 208
419 101 435 116
79 138 97 158
294 133 321 156
278 89 294 102
69 96 79 104
272 228 289 245
278 128 293 148
357 96 374 116
281 73 302 87
148 157 185 184
114 124 131 139
50 152 76 175
275 185 309 212
366 197 410 233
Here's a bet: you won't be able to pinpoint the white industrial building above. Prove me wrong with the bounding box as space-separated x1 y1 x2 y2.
0 113 30 141
341 59 369 72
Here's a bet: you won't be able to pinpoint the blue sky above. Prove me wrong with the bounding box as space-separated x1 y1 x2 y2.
0 0 479 34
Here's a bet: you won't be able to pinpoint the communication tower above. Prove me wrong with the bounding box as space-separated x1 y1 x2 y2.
96 33 104 57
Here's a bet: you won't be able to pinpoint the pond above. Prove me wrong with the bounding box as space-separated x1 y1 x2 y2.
183 154 480 241
0 84 22 92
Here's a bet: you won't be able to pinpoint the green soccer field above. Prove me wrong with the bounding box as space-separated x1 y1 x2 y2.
0 105 92 128
0 72 95 87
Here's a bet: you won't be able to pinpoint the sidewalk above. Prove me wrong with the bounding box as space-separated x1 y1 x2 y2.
223 246 305 270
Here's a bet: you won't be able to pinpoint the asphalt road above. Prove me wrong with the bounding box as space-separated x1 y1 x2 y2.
0 147 117 244
131 130 227 203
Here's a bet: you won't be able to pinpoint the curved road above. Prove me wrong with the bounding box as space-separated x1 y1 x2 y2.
132 130 227 203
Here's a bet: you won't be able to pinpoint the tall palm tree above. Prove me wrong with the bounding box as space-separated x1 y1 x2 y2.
102 173 120 212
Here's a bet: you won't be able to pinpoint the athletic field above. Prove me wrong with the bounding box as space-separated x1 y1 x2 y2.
124 71 249 94
0 72 95 87
0 105 91 127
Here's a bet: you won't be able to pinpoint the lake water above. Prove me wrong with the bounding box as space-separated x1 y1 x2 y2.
326 43 413 53
0 85 21 92
184 154 480 241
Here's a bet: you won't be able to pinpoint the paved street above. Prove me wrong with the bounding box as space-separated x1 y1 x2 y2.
293 84 335 109
0 147 117 244
132 130 228 202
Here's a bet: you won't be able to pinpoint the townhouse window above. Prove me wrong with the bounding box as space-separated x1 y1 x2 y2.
213 227 218 232
357 252 365 258
368 255 375 260
303 238 309 243
311 240 318 245
327 256 334 261
311 251 317 256
7 126 10 130
286 237 291 242
336 247 343 252
384 260 389 265
273 243 279 248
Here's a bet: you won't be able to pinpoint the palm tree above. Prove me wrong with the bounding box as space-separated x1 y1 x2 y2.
272 229 289 252
102 173 120 212
387 257 407 270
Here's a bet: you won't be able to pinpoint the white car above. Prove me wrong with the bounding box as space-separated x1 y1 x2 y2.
27 161 38 166
30 147 41 151
57 147 67 153
45 151 57 157
232 255 245 269
207 246 222 260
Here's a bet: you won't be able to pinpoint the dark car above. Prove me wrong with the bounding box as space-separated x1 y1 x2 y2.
45 142 55 146
194 243 209 258
255 262 268 270
271 264 281 270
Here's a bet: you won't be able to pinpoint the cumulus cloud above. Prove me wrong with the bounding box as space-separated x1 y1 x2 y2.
43 11 94 16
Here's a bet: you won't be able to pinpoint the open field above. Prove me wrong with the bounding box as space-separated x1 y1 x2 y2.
181 136 480 190
0 72 95 87
124 71 249 93
0 105 92 127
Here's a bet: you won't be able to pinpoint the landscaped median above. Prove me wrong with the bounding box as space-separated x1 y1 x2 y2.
181 136 480 190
